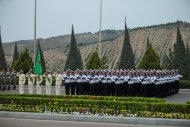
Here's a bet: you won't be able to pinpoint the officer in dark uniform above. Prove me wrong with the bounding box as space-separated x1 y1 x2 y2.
63 70 71 95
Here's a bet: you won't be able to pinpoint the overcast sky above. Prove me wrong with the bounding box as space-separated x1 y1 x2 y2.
0 0 190 43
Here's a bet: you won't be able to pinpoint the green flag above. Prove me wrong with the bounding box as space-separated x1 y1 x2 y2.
34 47 42 75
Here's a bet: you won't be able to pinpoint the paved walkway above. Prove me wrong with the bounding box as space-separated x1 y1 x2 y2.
0 112 189 127
0 118 185 127
0 86 190 104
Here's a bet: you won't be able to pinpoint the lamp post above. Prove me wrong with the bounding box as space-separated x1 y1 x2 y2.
99 0 102 58
33 0 37 69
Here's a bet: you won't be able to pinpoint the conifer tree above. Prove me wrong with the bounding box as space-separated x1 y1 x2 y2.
185 43 190 80
0 28 7 70
173 26 186 76
64 25 83 70
138 39 161 69
36 40 46 73
162 53 171 69
11 42 19 69
14 48 33 73
119 18 135 69
169 48 174 69
86 52 103 69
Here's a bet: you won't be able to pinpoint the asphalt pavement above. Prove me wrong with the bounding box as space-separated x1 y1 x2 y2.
0 118 185 127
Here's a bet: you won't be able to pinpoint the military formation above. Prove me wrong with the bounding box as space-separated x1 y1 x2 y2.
0 69 182 98
62 69 182 98
0 70 17 91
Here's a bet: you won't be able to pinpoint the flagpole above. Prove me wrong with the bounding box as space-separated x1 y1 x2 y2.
33 0 37 69
99 0 102 58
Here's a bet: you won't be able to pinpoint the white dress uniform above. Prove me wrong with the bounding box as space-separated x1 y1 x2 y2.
27 74 36 94
17 73 26 94
53 73 63 95
36 75 43 94
44 74 52 95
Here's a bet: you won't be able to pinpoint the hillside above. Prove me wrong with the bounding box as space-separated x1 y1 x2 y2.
3 21 190 71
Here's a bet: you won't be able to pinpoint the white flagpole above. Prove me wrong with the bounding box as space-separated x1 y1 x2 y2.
99 0 102 58
33 0 37 69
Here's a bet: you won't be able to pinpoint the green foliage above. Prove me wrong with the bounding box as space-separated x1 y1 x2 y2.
101 55 108 69
11 42 19 70
86 52 103 69
0 30 7 70
169 48 174 69
36 40 46 73
138 38 161 69
173 26 187 76
64 25 83 71
119 19 135 69
14 48 33 73
0 94 190 119
185 43 190 80
0 94 165 103
179 80 190 89
162 53 171 69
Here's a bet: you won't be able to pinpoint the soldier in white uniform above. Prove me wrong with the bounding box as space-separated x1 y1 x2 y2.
36 75 43 94
17 70 26 94
53 69 63 95
26 69 36 94
43 70 52 95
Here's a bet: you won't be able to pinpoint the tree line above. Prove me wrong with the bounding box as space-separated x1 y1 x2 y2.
0 21 189 80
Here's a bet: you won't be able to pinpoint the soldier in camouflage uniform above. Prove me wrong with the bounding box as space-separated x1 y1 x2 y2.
6 69 12 90
11 70 17 89
1 70 6 91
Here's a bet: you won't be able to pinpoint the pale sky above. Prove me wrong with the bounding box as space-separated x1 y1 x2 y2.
0 0 190 43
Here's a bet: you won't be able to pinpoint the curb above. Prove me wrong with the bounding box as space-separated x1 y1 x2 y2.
0 111 190 126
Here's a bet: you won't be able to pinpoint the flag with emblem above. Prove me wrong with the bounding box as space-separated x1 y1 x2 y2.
34 47 42 75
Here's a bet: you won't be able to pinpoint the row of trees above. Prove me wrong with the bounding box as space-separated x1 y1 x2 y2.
0 22 189 80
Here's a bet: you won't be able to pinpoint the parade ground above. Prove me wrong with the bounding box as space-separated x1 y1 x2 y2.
0 117 187 127
0 86 190 104
0 86 190 127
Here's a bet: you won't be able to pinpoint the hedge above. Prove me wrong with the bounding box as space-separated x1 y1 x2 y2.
0 94 166 103
0 95 189 114
0 94 189 119
180 80 190 89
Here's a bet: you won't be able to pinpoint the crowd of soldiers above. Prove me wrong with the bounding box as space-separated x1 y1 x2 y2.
0 70 17 91
0 69 182 98
63 69 182 98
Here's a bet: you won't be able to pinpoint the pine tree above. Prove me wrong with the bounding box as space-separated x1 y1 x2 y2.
14 48 33 73
0 28 7 70
169 48 174 69
36 40 46 73
11 42 19 69
185 43 190 80
173 26 186 76
138 39 161 69
64 25 83 70
86 52 103 69
162 53 171 69
119 18 135 69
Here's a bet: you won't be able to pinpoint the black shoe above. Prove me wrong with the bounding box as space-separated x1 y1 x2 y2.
7 87 11 90
13 86 16 89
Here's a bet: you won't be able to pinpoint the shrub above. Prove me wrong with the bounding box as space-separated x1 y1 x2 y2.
180 80 190 89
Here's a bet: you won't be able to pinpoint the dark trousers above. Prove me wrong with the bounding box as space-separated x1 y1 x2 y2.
89 83 95 95
123 82 128 97
65 83 71 95
70 82 76 95
128 84 134 96
76 82 80 95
